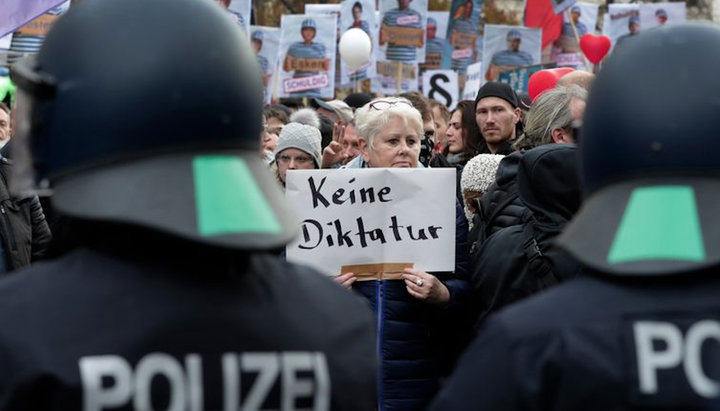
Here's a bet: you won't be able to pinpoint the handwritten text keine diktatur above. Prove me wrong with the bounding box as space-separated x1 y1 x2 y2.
299 176 444 250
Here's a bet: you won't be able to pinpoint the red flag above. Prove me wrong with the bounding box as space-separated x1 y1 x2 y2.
524 0 563 49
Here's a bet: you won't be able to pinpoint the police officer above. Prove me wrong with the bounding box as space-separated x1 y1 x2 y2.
4 0 376 409
429 22 720 410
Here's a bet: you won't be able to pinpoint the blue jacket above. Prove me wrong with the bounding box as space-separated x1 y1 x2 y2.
352 201 470 410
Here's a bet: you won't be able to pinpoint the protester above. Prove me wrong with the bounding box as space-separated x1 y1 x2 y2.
273 122 322 187
337 96 470 410
460 153 504 228
431 22 720 410
428 98 450 153
556 70 595 91
289 107 321 129
2 0 377 408
475 81 521 154
314 98 354 126
399 91 435 167
321 120 361 168
262 104 288 155
0 102 51 273
514 85 587 150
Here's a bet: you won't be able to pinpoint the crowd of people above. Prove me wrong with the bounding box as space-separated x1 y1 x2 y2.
0 0 719 409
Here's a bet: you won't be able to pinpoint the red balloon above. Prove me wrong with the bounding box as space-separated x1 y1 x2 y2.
528 70 559 101
579 34 612 64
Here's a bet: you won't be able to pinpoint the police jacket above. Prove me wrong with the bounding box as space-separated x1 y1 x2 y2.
0 225 377 410
469 144 582 327
0 159 51 271
429 272 720 410
352 201 470 411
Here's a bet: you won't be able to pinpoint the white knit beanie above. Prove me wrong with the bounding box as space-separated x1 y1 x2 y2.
461 154 505 195
274 122 322 168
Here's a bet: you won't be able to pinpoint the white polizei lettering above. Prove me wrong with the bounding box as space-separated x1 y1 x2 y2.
241 353 280 411
80 356 133 411
222 353 240 411
133 353 185 411
186 354 203 411
684 320 720 398
312 353 330 411
634 321 683 394
281 353 315 410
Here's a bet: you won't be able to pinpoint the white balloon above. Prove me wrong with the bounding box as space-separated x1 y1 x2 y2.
338 28 372 70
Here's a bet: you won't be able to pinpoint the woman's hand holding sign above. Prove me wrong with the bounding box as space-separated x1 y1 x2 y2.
402 268 450 306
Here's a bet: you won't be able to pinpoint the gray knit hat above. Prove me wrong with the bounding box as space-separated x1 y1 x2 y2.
461 154 505 194
274 122 322 168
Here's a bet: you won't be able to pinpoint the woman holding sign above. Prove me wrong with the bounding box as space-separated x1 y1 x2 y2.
338 97 470 411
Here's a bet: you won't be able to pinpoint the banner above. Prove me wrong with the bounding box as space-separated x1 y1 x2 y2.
461 61 482 100
483 25 542 82
226 0 251 39
638 2 686 30
0 0 66 38
372 61 419 94
378 0 428 64
250 26 280 104
279 14 337 99
553 2 598 54
603 4 639 52
339 0 379 86
420 11 449 73
286 168 456 276
423 70 458 111
498 62 556 94
441 0 482 76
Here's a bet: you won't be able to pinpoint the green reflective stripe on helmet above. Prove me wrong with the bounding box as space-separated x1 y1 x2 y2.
193 156 282 236
607 186 705 264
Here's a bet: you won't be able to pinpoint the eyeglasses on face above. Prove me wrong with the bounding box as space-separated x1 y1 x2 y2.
277 154 313 165
368 100 414 111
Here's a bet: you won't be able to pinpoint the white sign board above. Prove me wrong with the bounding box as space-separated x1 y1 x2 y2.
461 61 482 100
423 70 458 111
286 168 456 276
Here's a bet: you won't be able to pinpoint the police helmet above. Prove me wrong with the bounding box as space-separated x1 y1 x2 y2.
557 23 720 276
10 0 297 250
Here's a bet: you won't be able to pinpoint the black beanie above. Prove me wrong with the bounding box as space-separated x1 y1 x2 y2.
475 81 519 108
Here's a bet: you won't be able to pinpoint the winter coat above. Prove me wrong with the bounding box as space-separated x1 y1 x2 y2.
352 201 470 411
469 144 583 327
0 158 51 272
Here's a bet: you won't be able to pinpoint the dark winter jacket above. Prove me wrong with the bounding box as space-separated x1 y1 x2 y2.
469 144 582 327
352 201 470 411
472 151 530 248
0 159 51 272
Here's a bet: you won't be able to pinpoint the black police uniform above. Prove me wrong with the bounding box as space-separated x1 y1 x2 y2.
431 23 720 410
4 0 378 409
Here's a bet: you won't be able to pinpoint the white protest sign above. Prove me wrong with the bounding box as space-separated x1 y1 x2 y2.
286 168 456 277
422 70 458 111
461 61 482 100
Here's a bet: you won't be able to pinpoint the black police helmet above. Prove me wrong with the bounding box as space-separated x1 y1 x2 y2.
11 0 297 250
558 23 720 276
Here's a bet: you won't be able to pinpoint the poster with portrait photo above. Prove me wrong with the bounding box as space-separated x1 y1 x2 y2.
372 61 419 94
378 0 428 65
604 4 639 52
339 0 379 86
306 4 343 85
209 0 250 39
482 25 541 82
441 0 482 75
554 2 598 54
250 26 280 104
279 14 337 99
420 11 449 72
639 2 685 31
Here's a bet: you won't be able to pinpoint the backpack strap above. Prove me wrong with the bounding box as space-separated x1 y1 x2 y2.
522 223 559 288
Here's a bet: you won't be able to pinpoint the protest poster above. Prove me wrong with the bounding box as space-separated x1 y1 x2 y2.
550 0 577 15
604 4 639 52
483 25 541 82
250 26 280 105
461 61 482 100
420 11 449 72
306 4 343 86
0 0 65 38
423 70 458 111
378 0 428 64
441 0 482 76
553 2 598 54
639 2 686 30
339 0 379 86
373 61 419 94
498 62 556 95
285 168 456 277
279 14 337 99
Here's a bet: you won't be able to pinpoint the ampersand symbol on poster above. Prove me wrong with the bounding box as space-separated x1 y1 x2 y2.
422 70 458 110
